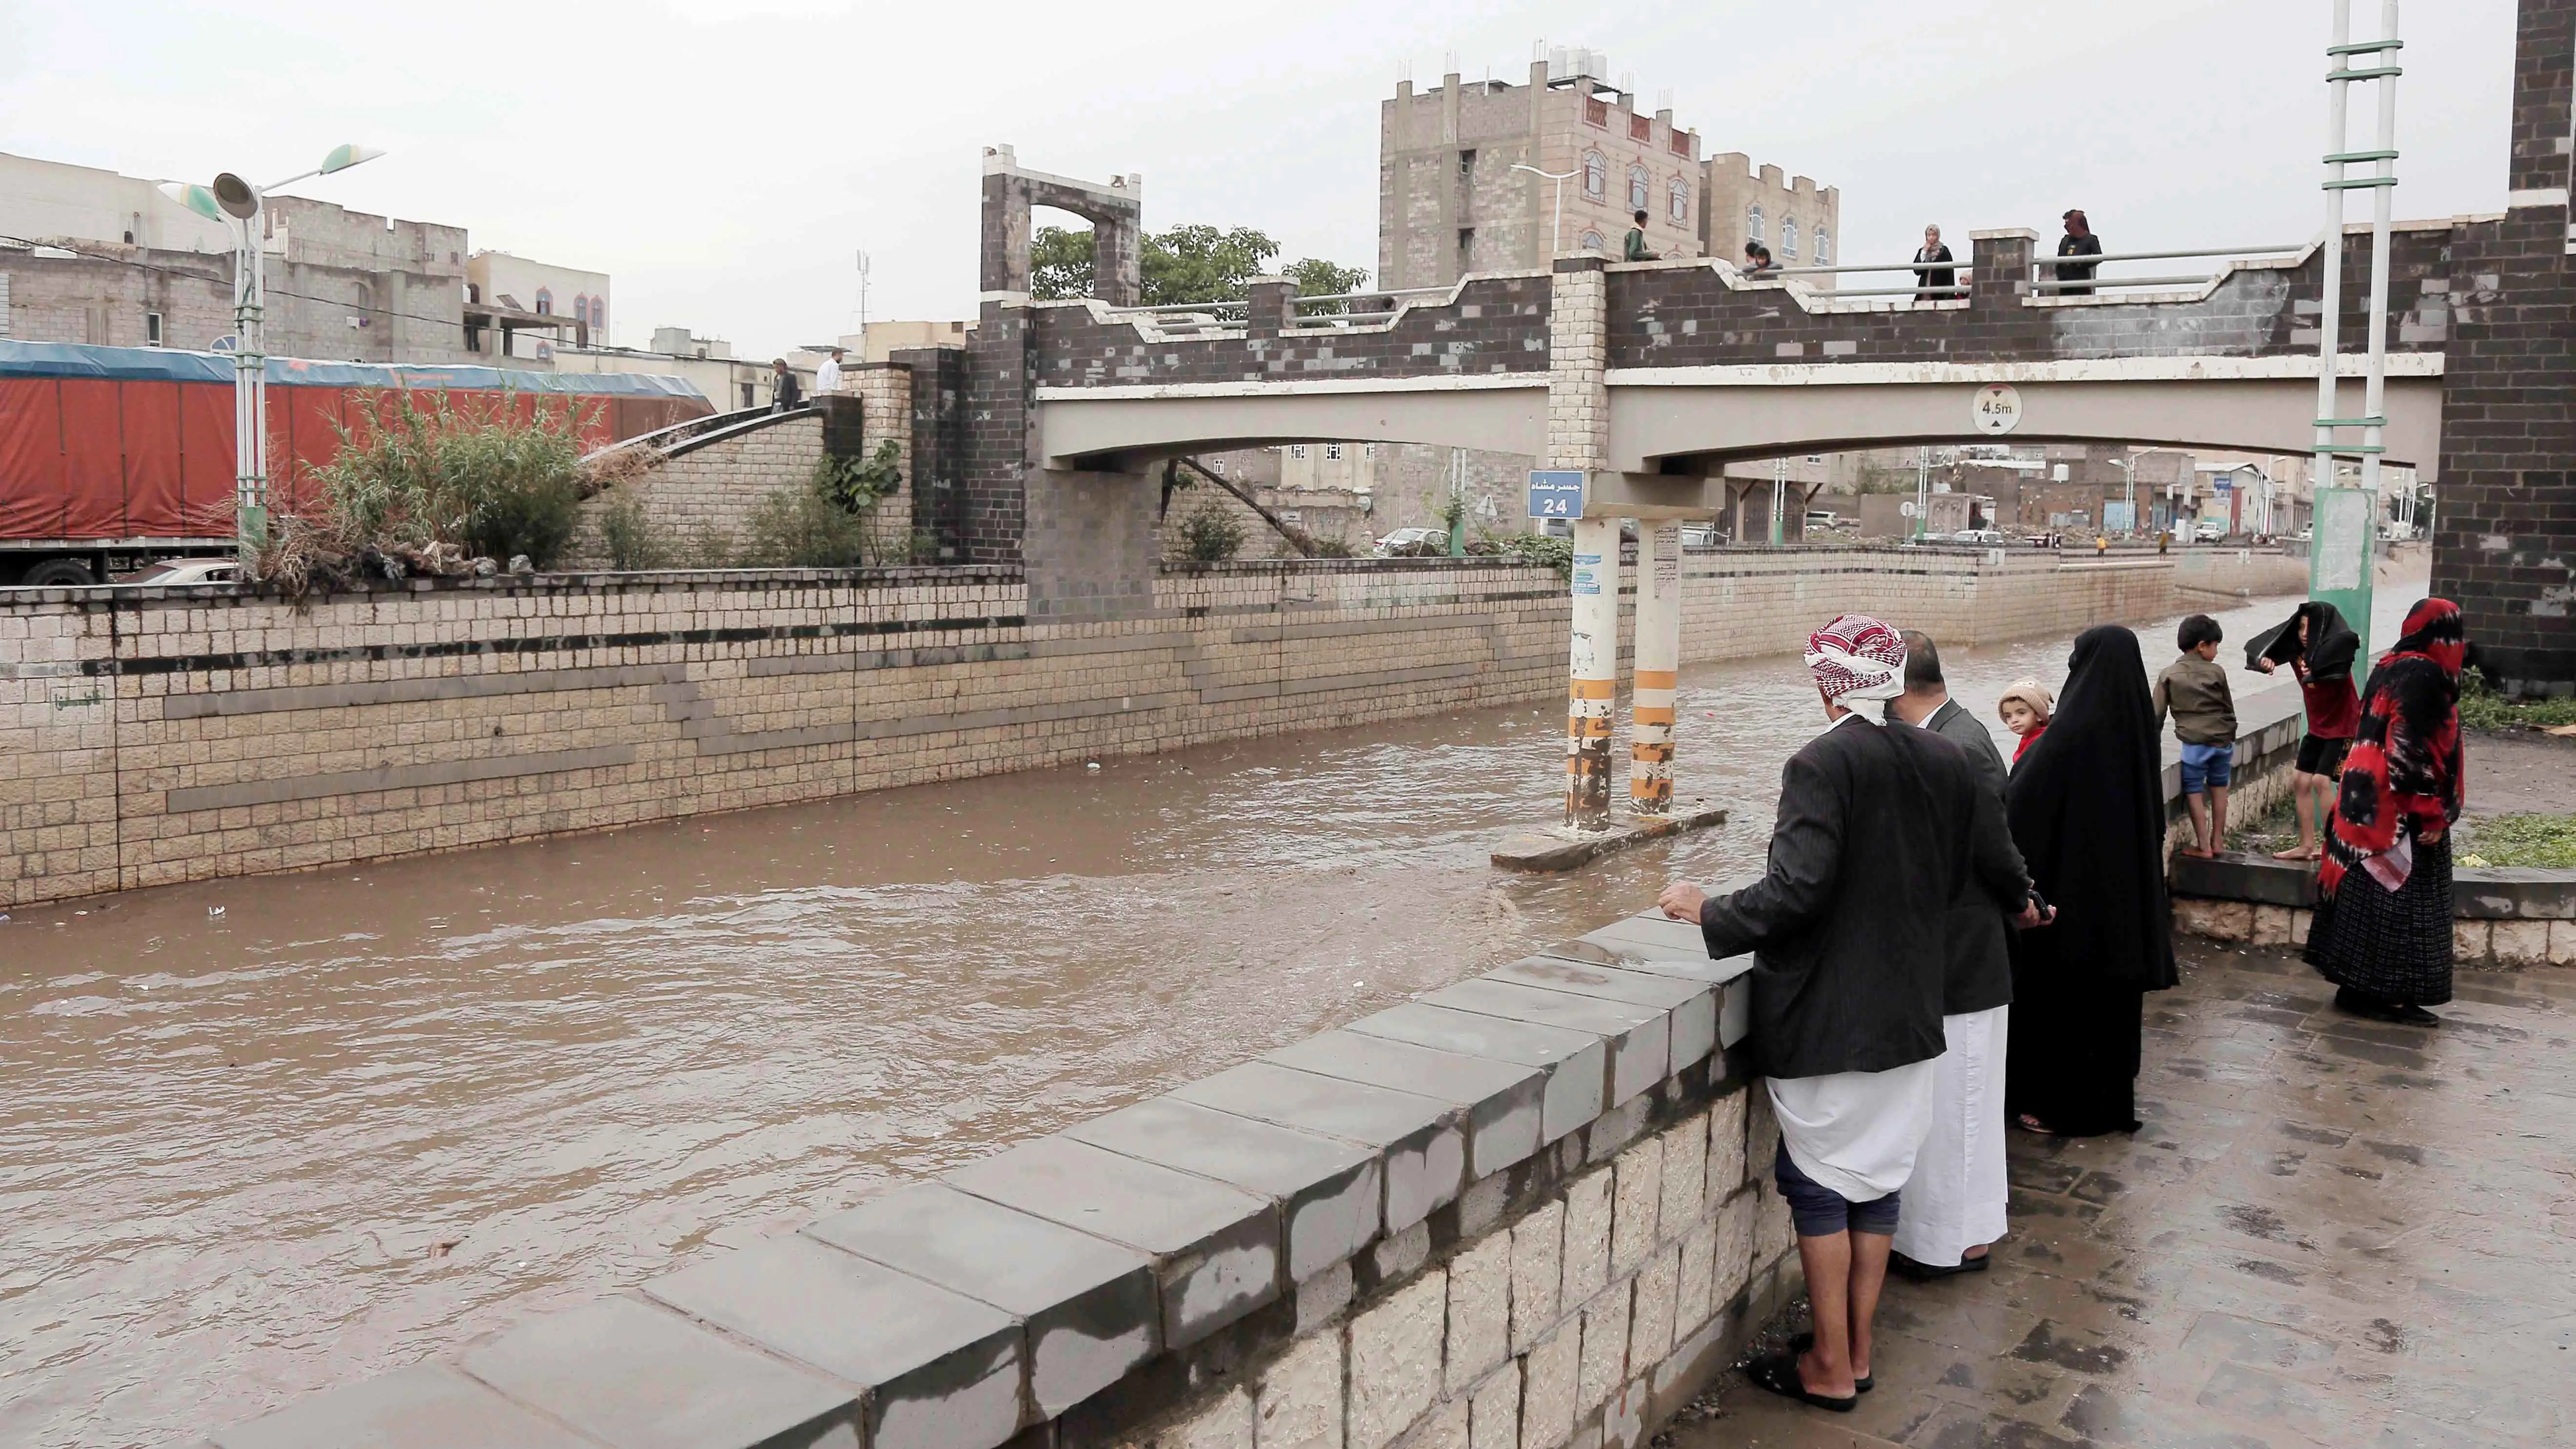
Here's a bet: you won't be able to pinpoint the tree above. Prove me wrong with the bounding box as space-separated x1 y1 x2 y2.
1027 223 1368 308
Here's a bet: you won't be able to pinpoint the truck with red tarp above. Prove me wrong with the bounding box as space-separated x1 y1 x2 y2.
0 340 711 585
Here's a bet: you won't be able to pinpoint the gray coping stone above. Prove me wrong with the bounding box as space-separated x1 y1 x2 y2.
1342 1000 1607 1144
2169 850 2317 907
644 1234 1020 1449
1482 956 1717 1073
2456 866 2576 919
459 1295 859 1449
1064 1096 1381 1284
1263 1029 1545 1180
1170 1061 1468 1233
211 1363 598 1449
944 1135 1278 1350
1545 928 1758 1050
804 1182 1158 1421
1419 976 1672 1106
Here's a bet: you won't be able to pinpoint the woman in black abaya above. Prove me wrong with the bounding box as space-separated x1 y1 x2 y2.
2005 625 2178 1136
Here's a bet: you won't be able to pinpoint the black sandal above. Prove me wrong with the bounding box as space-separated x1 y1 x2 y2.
1744 1348 1858 1411
1789 1332 1872 1390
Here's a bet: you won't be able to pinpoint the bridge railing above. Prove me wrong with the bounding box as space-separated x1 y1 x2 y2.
1763 241 2312 299
1094 285 1458 333
2022 242 2310 294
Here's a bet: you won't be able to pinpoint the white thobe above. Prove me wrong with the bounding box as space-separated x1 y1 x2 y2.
814 357 843 393
1891 1004 2010 1265
1767 1058 1939 1203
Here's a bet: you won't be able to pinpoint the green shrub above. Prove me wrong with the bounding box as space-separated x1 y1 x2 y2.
598 493 671 571
740 484 872 569
2458 667 2576 730
816 440 904 513
2456 813 2576 869
1501 531 1574 579
1178 498 1247 561
267 390 589 591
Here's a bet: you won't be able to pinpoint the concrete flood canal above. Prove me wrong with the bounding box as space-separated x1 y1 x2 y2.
3 587 2368 1448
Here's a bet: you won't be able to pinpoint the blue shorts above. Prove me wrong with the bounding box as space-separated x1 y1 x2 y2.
1773 1138 1901 1237
2180 741 2233 795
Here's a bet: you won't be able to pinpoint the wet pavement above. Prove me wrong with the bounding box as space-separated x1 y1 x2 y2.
1664 939 2576 1449
0 583 2422 1448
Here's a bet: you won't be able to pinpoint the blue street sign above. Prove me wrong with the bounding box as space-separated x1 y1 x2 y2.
1528 469 1586 520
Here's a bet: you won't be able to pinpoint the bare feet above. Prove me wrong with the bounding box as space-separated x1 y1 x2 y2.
2271 843 2320 860
2016 1112 2058 1134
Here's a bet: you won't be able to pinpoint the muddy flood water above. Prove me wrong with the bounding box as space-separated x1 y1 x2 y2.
4 585 2411 1447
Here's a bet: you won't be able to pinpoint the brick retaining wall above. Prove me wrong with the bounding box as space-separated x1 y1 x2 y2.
213 914 1797 1449
0 551 2184 910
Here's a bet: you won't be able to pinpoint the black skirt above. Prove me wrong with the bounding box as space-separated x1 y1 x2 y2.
2306 833 2454 1006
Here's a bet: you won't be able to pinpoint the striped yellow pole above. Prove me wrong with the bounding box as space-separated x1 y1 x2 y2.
1630 521 1682 814
1565 515 1621 828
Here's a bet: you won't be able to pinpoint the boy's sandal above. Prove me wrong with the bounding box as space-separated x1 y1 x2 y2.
1744 1349 1858 1411
1789 1332 1871 1390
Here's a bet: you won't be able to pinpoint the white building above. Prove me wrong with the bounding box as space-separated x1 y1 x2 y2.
467 251 611 358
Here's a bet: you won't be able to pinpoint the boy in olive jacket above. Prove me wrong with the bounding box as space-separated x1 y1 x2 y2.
2155 614 2238 857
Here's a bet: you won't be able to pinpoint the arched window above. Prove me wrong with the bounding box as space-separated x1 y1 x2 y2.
534 287 553 315
1581 151 1607 201
1668 179 1689 224
466 283 481 304
572 295 589 326
1579 229 1607 253
1627 165 1650 212
1813 228 1830 265
1782 220 1799 261
1745 204 1764 244
590 299 604 333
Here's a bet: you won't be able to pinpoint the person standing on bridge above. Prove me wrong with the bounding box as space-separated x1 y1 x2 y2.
2004 625 2175 1137
1912 224 1957 301
1624 209 1657 262
1658 615 2038 1411
2307 598 2467 1027
2055 210 2102 296
770 358 803 413
1884 631 2039 1283
1742 240 1776 278
814 347 845 394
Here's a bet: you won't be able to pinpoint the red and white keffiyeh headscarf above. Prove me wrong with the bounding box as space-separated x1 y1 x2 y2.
1805 613 1908 704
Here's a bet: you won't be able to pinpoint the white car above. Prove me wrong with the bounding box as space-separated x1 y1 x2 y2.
120 558 240 586
2193 518 2227 542
1372 527 1446 556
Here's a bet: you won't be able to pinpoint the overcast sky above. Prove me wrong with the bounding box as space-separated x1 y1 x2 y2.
0 1 2521 358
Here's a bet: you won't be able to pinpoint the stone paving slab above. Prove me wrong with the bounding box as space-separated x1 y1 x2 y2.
1171 1060 1466 1230
643 1234 1020 1449
209 1363 600 1449
802 1181 1158 1420
1341 1000 1608 1143
457 1295 859 1449
942 1135 1278 1349
1663 940 2576 1449
1062 1095 1381 1281
1419 975 1673 1105
1261 1028 1545 1178
1482 955 1718 1071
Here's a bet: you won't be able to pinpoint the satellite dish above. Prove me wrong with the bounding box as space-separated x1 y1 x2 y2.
212 173 260 221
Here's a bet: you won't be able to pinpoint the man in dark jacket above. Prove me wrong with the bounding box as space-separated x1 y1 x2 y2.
1885 631 2033 1280
1658 615 2036 1412
2055 209 2102 295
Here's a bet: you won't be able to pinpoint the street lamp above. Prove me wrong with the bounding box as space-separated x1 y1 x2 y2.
2112 446 2189 538
158 144 385 559
1510 163 1579 255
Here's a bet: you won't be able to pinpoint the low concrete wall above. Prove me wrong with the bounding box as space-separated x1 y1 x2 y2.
0 550 2191 910
214 916 1797 1449
2171 840 2576 968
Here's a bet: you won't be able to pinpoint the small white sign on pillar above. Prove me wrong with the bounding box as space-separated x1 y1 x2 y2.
1972 383 2023 434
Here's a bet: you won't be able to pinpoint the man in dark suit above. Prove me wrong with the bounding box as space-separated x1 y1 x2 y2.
1659 615 2036 1412
1884 631 2032 1281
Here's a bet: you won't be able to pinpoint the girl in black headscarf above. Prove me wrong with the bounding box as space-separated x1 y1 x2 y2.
2246 601 2363 860
2004 625 2177 1136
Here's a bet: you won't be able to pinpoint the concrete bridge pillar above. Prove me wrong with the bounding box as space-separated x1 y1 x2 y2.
1967 227 2037 302
1550 254 1624 829
1631 522 1682 815
1023 468 1159 622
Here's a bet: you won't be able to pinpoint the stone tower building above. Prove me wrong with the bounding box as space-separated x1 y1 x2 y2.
1377 53 1837 288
